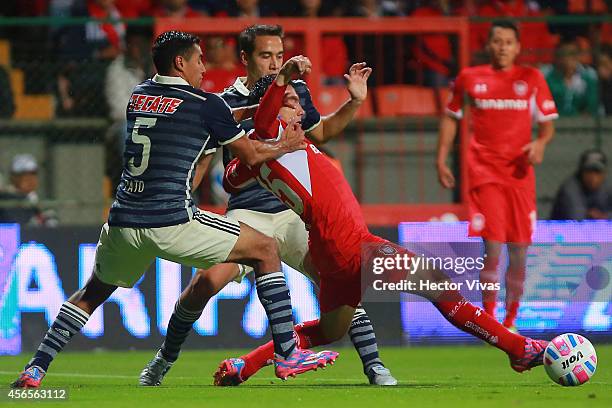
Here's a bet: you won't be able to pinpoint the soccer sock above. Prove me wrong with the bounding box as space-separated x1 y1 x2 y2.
503 264 526 327
27 301 90 372
255 272 297 359
160 300 203 362
349 307 383 374
480 255 500 318
433 290 525 358
240 320 328 380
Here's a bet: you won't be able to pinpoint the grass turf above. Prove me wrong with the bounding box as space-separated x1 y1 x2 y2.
0 345 610 408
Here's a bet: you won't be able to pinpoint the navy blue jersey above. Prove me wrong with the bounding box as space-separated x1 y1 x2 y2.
108 75 244 228
220 77 321 213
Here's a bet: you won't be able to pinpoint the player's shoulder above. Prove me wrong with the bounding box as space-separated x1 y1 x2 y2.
516 65 546 81
219 77 250 107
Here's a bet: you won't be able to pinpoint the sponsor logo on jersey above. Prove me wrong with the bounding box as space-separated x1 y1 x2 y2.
542 99 556 111
474 98 528 110
128 94 184 114
513 80 528 96
474 83 488 94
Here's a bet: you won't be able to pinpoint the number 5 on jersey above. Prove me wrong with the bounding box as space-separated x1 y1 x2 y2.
127 117 156 176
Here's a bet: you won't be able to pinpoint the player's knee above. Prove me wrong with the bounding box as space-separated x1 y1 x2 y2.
189 272 221 299
257 235 280 263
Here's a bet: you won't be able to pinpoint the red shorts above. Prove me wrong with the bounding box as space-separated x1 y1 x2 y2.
468 183 536 244
311 233 407 313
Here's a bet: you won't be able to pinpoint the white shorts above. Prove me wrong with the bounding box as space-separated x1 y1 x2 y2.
227 208 310 281
94 210 241 288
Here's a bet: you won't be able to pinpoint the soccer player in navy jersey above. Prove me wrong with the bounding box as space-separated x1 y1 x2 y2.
140 24 397 387
11 31 337 389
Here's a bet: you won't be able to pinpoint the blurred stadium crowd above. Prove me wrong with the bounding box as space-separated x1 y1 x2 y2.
0 1 610 225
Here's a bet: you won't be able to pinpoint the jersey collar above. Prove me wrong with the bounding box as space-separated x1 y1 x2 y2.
152 74 191 86
232 76 250 96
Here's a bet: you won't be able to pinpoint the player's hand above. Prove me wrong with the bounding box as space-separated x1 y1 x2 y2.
279 117 307 153
345 62 372 103
522 139 546 165
277 56 312 86
437 164 456 189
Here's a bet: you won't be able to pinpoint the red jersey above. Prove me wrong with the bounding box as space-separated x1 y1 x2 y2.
223 83 369 271
446 64 558 189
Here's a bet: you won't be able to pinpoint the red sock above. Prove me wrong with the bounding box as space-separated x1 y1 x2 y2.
240 320 328 380
503 301 520 327
480 256 499 319
433 290 525 358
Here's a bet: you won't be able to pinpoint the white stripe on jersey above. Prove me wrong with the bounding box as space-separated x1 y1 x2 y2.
169 86 208 102
276 150 312 196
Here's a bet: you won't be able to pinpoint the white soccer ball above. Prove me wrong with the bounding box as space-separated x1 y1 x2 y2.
544 333 597 386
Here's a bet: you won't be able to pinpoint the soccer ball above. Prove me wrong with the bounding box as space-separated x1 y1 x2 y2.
543 333 597 386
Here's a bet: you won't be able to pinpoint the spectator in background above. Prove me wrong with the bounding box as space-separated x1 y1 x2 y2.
349 0 405 17
598 44 612 115
551 149 611 220
0 154 58 227
284 0 348 84
55 0 125 117
152 0 204 17
541 40 600 116
0 66 15 118
105 27 150 189
114 0 153 17
200 36 245 92
411 0 454 87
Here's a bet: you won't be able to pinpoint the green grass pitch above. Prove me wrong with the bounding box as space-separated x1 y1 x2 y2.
0 345 610 408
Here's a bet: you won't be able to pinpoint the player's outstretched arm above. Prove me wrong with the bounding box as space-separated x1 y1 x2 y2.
308 62 372 144
436 114 458 189
227 117 307 167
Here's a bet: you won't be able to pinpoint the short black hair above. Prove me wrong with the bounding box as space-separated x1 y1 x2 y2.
238 24 283 57
488 19 520 41
152 30 200 75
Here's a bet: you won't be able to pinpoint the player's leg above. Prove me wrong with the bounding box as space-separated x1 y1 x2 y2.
278 211 396 384
13 224 153 388
481 240 503 318
152 211 336 380
215 306 351 386
367 237 546 372
503 244 528 330
502 187 535 330
469 184 508 318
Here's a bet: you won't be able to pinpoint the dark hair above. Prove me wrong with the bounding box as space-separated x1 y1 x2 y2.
488 19 520 41
248 74 277 105
152 30 200 75
238 24 283 57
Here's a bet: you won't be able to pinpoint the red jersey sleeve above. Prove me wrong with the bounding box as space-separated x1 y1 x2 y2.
533 69 559 122
254 82 288 140
223 158 256 194
446 70 466 119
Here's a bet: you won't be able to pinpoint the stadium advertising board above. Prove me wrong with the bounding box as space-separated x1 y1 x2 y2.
0 221 610 354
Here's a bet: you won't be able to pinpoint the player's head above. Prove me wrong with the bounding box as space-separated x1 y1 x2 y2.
152 30 205 88
250 74 305 123
487 20 520 69
238 24 284 84
578 149 607 192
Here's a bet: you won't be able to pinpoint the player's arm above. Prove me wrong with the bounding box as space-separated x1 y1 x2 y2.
522 71 559 165
191 153 215 192
437 115 459 188
436 72 465 189
222 157 256 194
307 62 372 144
227 119 306 167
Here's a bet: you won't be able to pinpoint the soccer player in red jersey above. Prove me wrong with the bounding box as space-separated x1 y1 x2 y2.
213 54 550 385
437 20 558 331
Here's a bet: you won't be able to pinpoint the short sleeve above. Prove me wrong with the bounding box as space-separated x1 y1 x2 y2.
203 94 245 146
533 69 559 122
446 71 466 119
291 80 322 132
